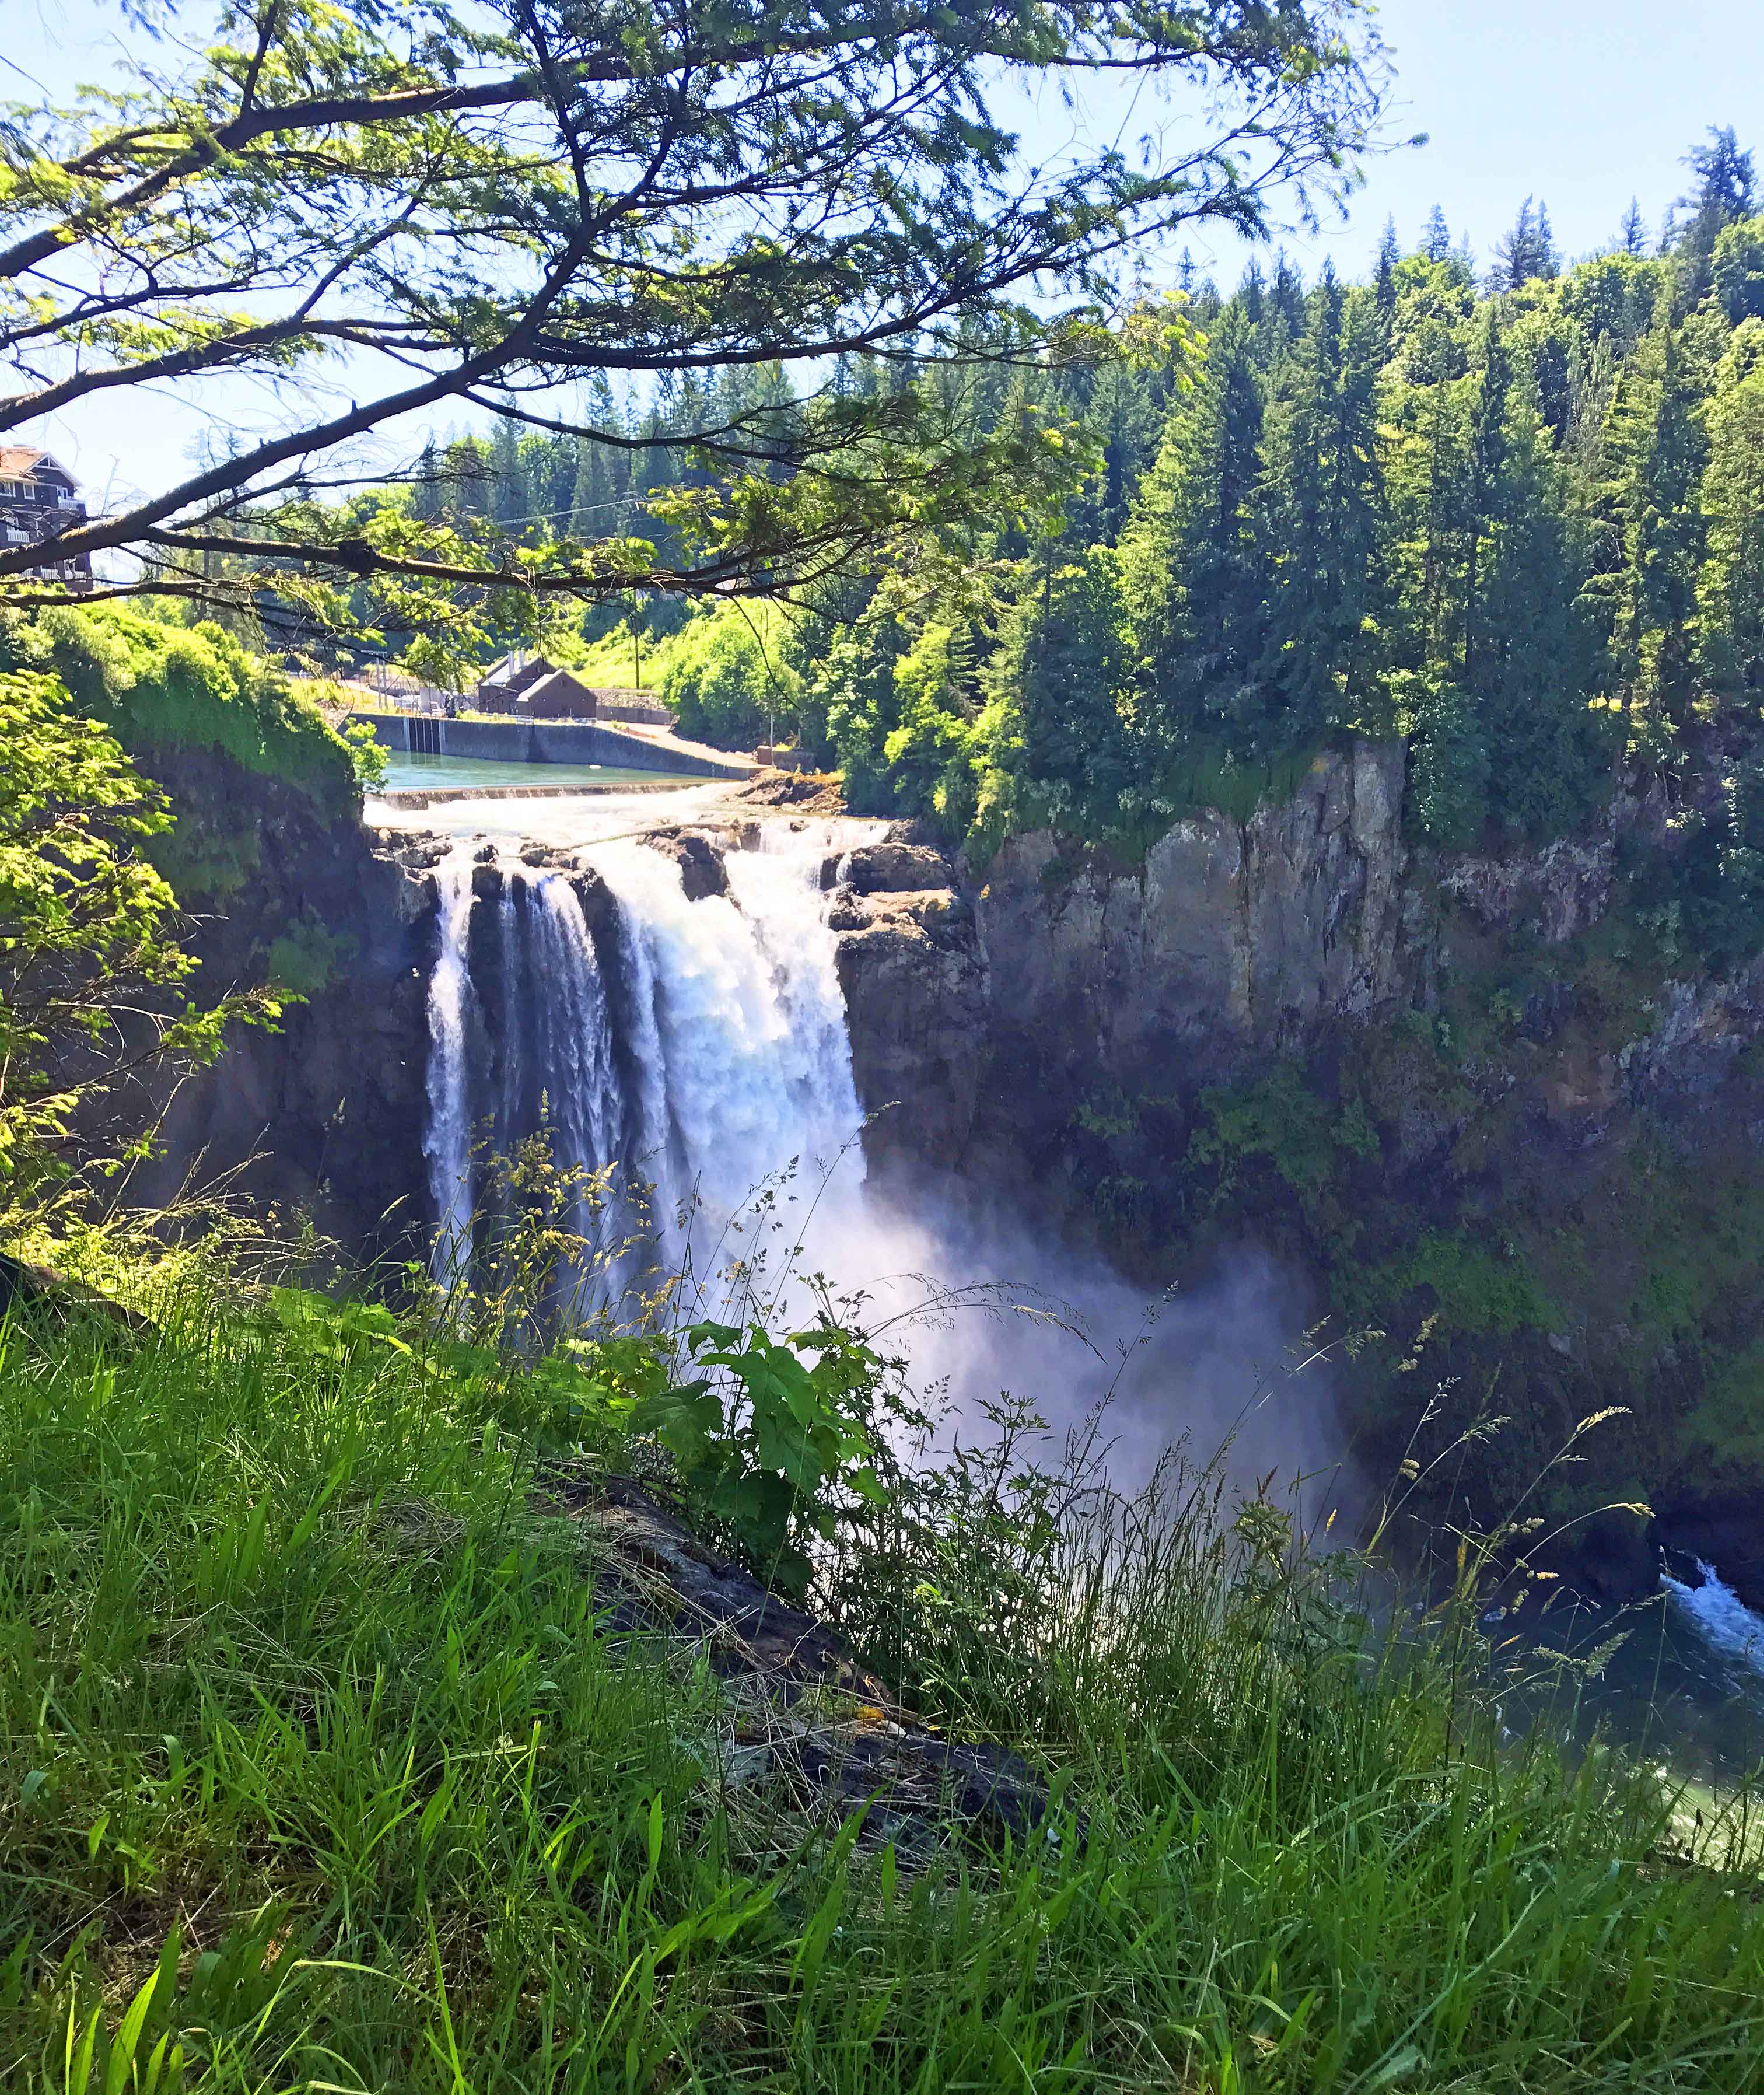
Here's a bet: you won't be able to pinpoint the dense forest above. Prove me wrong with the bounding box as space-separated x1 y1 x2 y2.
401 131 1764 897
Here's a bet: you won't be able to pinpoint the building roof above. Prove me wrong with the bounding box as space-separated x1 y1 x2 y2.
0 445 78 488
478 652 554 698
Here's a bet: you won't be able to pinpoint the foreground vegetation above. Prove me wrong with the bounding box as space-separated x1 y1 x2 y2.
4 1244 1762 2094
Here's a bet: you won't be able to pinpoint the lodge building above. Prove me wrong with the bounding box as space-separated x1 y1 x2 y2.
0 446 92 590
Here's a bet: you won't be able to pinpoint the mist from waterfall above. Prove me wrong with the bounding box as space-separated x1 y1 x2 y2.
419 814 1345 1508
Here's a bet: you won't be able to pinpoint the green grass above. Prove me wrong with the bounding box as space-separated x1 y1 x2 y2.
3 1267 1763 2093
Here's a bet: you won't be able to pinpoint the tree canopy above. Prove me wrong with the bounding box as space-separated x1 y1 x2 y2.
0 0 1386 657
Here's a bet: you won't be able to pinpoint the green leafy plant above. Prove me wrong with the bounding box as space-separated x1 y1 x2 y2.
632 1318 886 1593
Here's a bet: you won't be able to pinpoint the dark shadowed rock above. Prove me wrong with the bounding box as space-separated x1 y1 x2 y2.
540 1471 1054 1852
834 888 986 1169
841 842 956 894
659 830 728 901
0 1253 150 1335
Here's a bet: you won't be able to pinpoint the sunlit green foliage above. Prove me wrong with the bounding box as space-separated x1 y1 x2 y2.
0 670 278 1199
1 1257 1760 2091
662 600 800 752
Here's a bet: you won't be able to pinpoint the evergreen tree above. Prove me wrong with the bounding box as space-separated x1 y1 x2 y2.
1678 127 1756 301
489 417 529 534
1463 309 1511 678
1494 197 1559 289
1385 312 1475 683
1120 306 1270 751
442 436 492 517
412 439 444 523
1375 216 1401 316
1258 275 1394 744
1695 328 1764 703
1000 547 1137 830
1713 215 1764 325
1586 308 1709 752
1270 251 1307 335
1476 388 1609 831
1422 206 1452 264
1619 198 1649 257
1684 125 1756 223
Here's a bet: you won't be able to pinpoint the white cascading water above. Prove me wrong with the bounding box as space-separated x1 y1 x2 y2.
1663 1558 1764 1679
422 846 478 1281
420 819 872 1316
585 823 870 1308
522 871 625 1257
416 808 1346 1508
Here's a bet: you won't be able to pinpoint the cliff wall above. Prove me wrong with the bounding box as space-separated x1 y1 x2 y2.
115 742 434 1265
828 744 1764 1606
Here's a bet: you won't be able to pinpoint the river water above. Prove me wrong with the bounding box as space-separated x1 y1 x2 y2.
379 751 706 793
1496 1561 1764 1788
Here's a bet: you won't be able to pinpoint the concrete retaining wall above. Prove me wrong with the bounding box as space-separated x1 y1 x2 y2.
360 712 746 778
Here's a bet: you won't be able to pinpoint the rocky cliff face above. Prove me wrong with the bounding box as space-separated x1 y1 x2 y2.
968 742 1421 1119
822 744 1764 1605
829 862 987 1172
122 747 1764 1603
117 743 433 1265
834 740 1764 1181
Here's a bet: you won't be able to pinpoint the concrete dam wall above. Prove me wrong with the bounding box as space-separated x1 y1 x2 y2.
363 712 749 779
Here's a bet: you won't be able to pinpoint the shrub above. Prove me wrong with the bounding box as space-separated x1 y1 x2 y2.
662 602 799 750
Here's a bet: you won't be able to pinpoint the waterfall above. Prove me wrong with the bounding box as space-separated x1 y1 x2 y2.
412 809 1340 1509
1664 1558 1764 1680
422 847 478 1282
420 829 866 1314
522 871 625 1265
584 831 866 1300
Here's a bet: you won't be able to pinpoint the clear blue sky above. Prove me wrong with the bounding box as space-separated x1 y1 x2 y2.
5 0 1762 508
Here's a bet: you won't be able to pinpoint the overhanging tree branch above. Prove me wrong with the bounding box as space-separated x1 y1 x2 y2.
0 0 1390 641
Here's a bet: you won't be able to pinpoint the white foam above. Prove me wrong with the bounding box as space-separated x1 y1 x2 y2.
1662 1558 1764 1678
422 847 478 1283
583 826 872 1307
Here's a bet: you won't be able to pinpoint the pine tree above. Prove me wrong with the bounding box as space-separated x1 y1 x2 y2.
1258 275 1394 744
1586 308 1709 753
1476 387 1609 831
1619 198 1649 257
412 438 444 523
1270 251 1307 336
1494 197 1559 290
1384 302 1476 684
1464 309 1511 679
1713 215 1764 325
1375 216 1401 316
1423 206 1452 264
1678 127 1756 302
489 417 528 534
442 435 492 517
1003 547 1137 829
1684 126 1756 223
569 436 608 538
1536 202 1559 278
1119 305 1270 753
